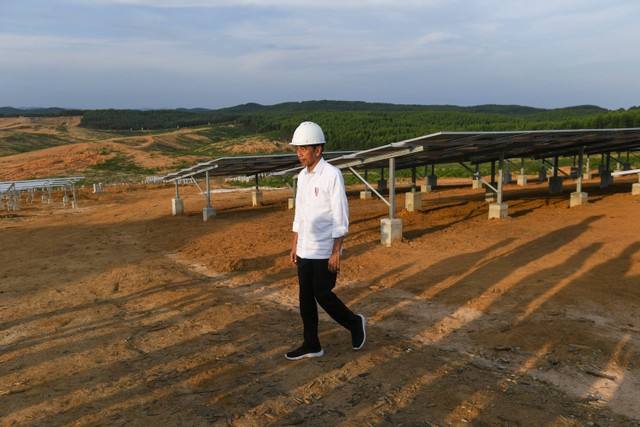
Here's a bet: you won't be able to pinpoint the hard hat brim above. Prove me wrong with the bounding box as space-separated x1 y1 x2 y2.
289 141 326 146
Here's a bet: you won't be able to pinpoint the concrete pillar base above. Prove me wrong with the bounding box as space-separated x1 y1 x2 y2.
503 173 512 185
427 175 437 187
517 175 527 186
549 176 563 195
405 191 422 212
488 203 509 219
172 198 184 216
63 195 70 206
472 179 482 190
72 200 79 209
421 184 431 193
632 183 640 196
583 172 593 180
569 192 588 207
599 171 613 188
538 170 548 182
381 218 402 246
203 207 216 221
288 198 295 209
377 180 388 192
252 190 263 206
360 190 372 199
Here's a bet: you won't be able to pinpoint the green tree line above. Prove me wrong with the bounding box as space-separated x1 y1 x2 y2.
5 101 640 152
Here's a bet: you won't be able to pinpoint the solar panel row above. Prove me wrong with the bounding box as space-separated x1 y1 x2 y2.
162 128 640 181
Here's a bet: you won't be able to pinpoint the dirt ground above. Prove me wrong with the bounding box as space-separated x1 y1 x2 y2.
1 175 640 426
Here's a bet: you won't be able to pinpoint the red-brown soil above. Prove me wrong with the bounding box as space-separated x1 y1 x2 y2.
2 175 640 426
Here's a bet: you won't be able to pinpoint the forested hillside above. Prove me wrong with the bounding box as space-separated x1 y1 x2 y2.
77 101 640 151
3 101 640 152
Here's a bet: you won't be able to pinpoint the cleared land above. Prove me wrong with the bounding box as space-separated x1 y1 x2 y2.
2 173 640 426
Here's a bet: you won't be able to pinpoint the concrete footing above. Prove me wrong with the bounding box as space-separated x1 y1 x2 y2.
569 191 588 207
599 171 613 188
252 190 263 206
421 184 431 193
202 207 216 221
427 175 437 187
172 198 184 215
72 200 79 209
472 179 482 190
288 198 295 209
381 218 402 246
539 169 547 182
360 190 372 199
488 203 509 219
548 177 563 195
583 172 593 180
632 183 640 196
517 175 527 186
63 195 70 206
405 191 422 212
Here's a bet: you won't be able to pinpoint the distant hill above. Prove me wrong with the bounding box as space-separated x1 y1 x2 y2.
1 101 610 119
213 100 608 116
0 106 82 116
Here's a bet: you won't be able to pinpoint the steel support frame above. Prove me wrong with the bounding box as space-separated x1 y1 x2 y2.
348 167 390 208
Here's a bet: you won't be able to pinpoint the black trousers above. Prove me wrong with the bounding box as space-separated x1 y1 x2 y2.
297 256 359 350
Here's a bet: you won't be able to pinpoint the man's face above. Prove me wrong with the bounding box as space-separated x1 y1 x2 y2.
295 145 322 169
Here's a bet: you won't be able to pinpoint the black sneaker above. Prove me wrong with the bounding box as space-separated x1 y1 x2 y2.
352 314 366 350
285 347 324 361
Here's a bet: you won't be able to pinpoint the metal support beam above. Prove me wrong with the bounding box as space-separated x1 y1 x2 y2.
497 152 504 205
576 147 584 193
348 168 390 207
540 158 570 177
411 166 417 191
389 158 396 219
459 162 498 193
205 170 211 208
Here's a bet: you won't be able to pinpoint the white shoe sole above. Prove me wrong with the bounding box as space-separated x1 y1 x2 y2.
285 349 324 361
353 314 366 350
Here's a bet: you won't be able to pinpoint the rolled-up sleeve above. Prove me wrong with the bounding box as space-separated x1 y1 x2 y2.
330 171 349 238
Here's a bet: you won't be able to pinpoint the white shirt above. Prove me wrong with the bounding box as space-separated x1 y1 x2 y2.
293 157 349 259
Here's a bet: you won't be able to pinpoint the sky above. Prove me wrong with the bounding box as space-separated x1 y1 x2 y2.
2 0 640 110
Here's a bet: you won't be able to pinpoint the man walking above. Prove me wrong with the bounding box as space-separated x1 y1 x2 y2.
286 121 366 361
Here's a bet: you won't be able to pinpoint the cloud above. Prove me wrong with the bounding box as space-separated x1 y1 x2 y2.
2 0 639 109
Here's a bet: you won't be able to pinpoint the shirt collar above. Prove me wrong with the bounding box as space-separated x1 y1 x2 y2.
303 157 326 176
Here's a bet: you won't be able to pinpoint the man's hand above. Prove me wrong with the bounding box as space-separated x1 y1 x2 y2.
328 252 340 273
290 233 298 265
328 236 344 273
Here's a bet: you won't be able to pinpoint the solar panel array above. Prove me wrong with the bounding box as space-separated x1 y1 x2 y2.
328 128 640 171
1 177 84 210
163 128 640 181
0 177 85 194
162 152 351 181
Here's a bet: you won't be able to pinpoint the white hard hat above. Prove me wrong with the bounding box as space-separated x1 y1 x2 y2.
290 121 326 146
